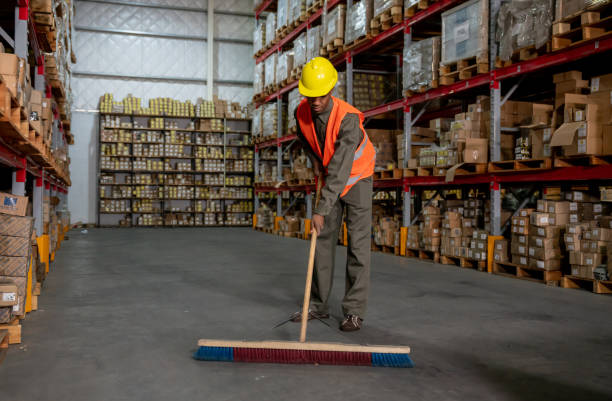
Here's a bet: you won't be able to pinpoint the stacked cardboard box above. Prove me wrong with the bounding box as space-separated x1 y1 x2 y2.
0 193 33 323
406 225 419 250
493 238 509 263
468 230 489 262
368 129 400 170
374 216 399 248
420 206 442 252
511 208 533 266
440 211 463 257
527 200 569 270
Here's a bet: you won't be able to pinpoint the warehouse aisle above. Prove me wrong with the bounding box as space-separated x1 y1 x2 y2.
0 228 611 401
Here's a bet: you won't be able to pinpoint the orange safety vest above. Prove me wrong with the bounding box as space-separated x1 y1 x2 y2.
297 96 376 197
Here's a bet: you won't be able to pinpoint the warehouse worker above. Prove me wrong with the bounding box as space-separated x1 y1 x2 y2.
290 57 375 332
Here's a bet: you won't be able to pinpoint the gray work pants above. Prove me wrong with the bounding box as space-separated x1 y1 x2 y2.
310 176 372 317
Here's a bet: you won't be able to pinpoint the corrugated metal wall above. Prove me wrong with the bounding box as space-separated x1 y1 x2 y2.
68 0 254 223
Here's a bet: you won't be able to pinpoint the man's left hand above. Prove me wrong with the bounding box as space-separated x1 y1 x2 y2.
311 214 324 235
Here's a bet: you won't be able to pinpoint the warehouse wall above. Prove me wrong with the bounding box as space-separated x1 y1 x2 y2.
68 0 254 223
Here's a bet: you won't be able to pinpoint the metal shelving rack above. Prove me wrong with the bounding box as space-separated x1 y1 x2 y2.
97 113 253 227
0 1 70 238
252 0 612 236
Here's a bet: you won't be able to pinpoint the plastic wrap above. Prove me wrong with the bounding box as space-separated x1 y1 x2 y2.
276 52 288 85
496 0 554 61
262 103 278 137
294 31 308 68
441 0 489 65
332 71 347 101
277 0 289 29
306 26 321 63
555 0 610 20
373 0 402 17
254 62 264 95
253 19 266 54
265 13 277 46
323 4 346 47
289 0 306 24
252 107 263 137
345 0 373 45
287 88 302 130
353 73 396 111
403 36 441 92
264 52 277 88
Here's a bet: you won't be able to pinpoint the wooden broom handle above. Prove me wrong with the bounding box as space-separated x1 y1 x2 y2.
299 174 323 343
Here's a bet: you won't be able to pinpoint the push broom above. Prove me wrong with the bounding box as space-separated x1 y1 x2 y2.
194 175 413 367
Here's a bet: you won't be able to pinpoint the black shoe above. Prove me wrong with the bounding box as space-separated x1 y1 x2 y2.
340 315 363 331
290 310 330 322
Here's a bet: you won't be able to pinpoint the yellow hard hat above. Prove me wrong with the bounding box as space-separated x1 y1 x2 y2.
299 57 338 97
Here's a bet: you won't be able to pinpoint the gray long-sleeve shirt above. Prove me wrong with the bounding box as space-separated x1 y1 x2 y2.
294 98 363 216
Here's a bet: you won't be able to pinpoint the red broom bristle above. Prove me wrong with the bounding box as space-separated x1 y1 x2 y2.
233 347 372 365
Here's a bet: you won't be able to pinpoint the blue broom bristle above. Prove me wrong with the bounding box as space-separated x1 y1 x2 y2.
193 346 234 362
193 346 414 368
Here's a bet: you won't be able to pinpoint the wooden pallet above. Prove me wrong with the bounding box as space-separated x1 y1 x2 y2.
254 226 275 234
278 231 300 238
404 0 436 17
494 43 551 68
342 34 371 52
0 318 21 345
441 255 487 271
439 57 489 85
374 168 402 180
406 248 441 263
562 275 612 294
289 66 302 82
370 5 403 35
372 244 399 255
552 5 612 51
453 163 487 175
33 11 54 28
488 158 552 173
320 38 344 58
404 80 439 97
554 154 612 167
493 261 562 286
307 0 323 15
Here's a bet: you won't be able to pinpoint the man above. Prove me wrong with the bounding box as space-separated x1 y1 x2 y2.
290 57 375 332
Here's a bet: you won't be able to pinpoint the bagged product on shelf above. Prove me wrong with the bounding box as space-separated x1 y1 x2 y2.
266 13 277 46
254 62 264 95
441 0 489 66
254 19 266 54
276 52 288 86
345 0 373 45
323 4 346 48
262 103 279 137
264 52 277 89
403 36 441 93
277 0 289 30
294 31 308 68
555 0 611 21
332 71 347 100
353 72 396 111
496 0 553 62
306 26 321 63
252 107 263 137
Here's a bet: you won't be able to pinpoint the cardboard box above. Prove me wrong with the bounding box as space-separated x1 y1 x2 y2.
529 246 562 260
0 214 33 237
0 280 18 307
0 256 29 277
511 241 529 256
528 258 561 270
528 237 557 249
603 125 612 155
0 236 30 257
589 227 612 241
530 213 551 227
512 254 528 266
512 234 528 245
547 201 570 214
553 70 582 84
591 73 612 93
551 121 603 156
512 216 529 227
463 138 488 163
0 192 28 217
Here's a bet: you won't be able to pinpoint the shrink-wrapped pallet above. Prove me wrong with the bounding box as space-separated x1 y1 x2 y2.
441 0 489 65
252 107 263 137
294 31 308 67
373 0 403 17
345 0 373 45
265 13 277 46
403 36 441 92
289 0 306 24
496 0 553 61
277 0 289 30
555 0 610 21
323 4 346 48
254 62 264 95
306 26 321 62
287 88 302 131
264 52 277 88
276 51 295 84
253 19 266 54
262 103 278 137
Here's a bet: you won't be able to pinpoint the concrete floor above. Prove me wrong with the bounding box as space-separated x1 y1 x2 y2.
1 228 611 401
